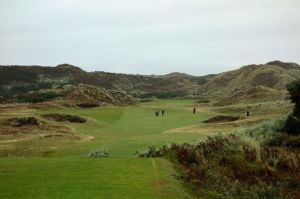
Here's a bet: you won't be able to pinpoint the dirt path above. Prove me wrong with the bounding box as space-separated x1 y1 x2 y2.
152 158 168 198
152 158 159 188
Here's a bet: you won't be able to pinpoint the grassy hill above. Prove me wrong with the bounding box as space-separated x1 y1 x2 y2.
200 61 300 105
1 61 299 104
0 64 213 99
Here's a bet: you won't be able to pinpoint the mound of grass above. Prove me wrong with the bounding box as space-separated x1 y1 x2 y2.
7 117 42 127
203 115 239 123
65 84 138 106
201 62 300 106
42 113 87 123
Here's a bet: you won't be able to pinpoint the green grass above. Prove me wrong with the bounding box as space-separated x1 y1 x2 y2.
0 99 211 199
0 158 195 199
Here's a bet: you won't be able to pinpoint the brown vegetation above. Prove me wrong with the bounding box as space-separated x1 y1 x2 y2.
42 113 87 123
138 121 300 198
0 105 93 157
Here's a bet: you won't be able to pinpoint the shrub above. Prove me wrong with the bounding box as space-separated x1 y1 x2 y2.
284 136 300 148
285 80 300 135
285 114 300 135
8 117 42 127
267 134 300 148
286 80 300 117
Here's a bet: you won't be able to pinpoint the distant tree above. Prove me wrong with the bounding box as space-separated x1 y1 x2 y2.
285 80 300 135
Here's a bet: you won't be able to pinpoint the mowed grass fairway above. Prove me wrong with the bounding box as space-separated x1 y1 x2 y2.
0 99 212 199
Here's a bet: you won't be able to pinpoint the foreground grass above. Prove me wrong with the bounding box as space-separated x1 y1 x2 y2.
0 99 209 199
0 157 197 199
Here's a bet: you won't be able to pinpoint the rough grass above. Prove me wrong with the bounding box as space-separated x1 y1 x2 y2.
138 119 300 198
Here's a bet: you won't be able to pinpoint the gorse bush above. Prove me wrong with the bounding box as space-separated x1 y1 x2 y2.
286 80 300 117
285 80 300 135
285 114 300 136
17 91 62 103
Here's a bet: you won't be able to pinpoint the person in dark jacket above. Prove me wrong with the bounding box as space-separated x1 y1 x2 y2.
162 110 165 116
193 107 196 114
155 109 159 117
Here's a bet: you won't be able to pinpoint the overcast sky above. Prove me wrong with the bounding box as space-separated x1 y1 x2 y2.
0 0 299 75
